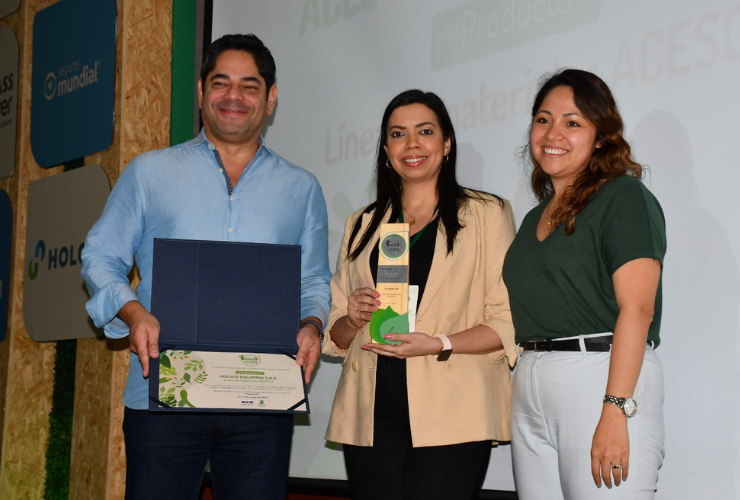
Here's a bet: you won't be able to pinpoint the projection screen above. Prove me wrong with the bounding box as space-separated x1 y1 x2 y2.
212 1 740 496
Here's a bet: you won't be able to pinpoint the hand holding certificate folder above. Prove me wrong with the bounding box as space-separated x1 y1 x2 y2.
148 238 309 413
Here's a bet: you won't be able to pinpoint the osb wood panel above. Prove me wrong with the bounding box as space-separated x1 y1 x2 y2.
118 1 173 168
69 337 117 498
68 1 172 499
0 0 64 498
0 2 24 468
105 342 130 500
0 0 172 498
0 335 8 458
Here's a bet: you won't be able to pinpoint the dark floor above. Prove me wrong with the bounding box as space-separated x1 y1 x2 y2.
199 487 343 500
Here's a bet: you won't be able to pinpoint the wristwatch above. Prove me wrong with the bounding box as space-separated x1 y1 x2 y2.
603 395 637 417
437 335 453 362
300 318 324 344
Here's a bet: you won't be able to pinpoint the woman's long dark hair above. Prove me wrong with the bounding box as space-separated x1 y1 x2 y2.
524 69 642 234
347 89 501 260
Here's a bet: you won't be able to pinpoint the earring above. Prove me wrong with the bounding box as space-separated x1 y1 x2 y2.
386 159 392 169
443 154 449 163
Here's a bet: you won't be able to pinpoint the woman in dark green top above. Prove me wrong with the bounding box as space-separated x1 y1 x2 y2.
503 70 666 500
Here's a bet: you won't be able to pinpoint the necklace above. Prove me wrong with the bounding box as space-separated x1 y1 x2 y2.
400 204 439 247
402 208 430 227
545 198 559 233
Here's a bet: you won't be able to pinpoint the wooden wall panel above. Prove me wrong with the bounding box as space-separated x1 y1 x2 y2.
0 1 172 499
0 0 65 497
0 1 22 467
0 0 19 451
69 1 172 500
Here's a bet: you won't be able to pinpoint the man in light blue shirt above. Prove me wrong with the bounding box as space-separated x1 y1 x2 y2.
81 34 331 500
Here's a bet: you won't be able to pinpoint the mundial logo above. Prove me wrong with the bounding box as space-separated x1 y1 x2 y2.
43 60 101 101
27 239 84 280
43 72 55 100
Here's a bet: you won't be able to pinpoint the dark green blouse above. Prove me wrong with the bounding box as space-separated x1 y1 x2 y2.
502 176 666 345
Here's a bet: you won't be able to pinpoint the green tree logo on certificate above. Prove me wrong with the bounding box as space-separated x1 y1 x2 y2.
158 350 209 408
240 354 261 366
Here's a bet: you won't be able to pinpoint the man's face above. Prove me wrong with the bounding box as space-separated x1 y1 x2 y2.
198 50 277 147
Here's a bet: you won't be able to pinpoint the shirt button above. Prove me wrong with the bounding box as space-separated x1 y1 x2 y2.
208 144 213 149
351 361 358 372
219 168 223 172
230 196 234 201
227 227 232 232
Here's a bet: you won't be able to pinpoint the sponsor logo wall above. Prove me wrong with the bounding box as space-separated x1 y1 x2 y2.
30 0 116 168
23 165 110 341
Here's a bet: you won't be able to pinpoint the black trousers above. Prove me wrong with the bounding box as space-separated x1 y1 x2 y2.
343 356 492 500
123 408 293 500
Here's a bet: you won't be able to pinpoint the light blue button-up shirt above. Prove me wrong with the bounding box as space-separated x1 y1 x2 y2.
81 130 331 409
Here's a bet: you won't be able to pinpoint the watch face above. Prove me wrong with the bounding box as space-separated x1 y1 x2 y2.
437 349 452 362
623 398 637 417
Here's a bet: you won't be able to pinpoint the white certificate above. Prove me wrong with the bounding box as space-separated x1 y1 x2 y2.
155 350 308 413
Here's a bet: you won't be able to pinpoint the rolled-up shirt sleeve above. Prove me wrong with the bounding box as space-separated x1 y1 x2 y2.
80 160 145 338
297 177 332 327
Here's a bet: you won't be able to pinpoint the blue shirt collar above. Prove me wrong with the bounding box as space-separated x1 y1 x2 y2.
187 129 266 153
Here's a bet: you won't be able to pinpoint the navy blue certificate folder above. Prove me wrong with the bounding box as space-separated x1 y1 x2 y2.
148 238 308 413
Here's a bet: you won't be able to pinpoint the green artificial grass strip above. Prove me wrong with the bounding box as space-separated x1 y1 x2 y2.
43 339 76 500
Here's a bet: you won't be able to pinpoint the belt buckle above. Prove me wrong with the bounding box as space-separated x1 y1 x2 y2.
532 339 552 352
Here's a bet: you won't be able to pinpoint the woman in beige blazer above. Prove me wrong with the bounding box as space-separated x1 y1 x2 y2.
323 90 518 500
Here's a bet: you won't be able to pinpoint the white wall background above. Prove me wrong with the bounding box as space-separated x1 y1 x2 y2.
213 1 740 496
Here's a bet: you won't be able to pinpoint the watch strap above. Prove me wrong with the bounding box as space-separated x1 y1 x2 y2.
603 394 637 417
436 334 452 361
300 318 324 344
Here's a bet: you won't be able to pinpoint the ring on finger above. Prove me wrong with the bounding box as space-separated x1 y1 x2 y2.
611 463 622 469
353 303 358 312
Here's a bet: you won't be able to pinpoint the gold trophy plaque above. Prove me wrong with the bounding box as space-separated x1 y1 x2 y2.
369 223 410 345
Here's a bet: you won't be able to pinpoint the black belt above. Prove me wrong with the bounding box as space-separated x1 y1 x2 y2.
521 336 613 352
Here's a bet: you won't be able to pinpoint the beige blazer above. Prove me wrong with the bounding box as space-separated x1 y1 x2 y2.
323 193 518 447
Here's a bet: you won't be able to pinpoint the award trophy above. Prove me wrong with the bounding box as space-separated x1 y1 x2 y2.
369 223 410 345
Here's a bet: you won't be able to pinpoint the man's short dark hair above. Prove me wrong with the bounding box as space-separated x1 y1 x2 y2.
200 34 276 97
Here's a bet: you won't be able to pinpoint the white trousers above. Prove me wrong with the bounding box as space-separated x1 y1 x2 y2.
511 344 665 500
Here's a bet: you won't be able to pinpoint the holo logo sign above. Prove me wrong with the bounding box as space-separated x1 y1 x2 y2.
432 0 601 70
23 164 110 342
0 26 18 179
0 190 11 342
30 0 115 168
26 240 84 280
